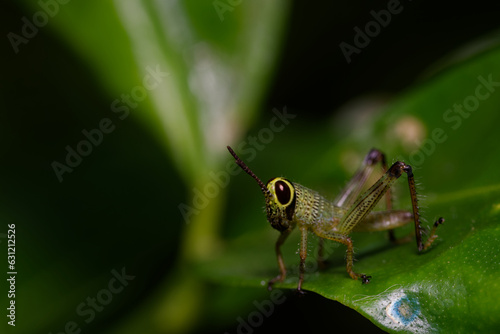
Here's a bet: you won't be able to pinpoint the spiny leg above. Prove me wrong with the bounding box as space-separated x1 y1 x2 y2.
269 227 308 293
314 229 371 283
326 161 444 282
268 229 292 291
320 149 392 268
404 164 444 251
324 162 407 282
317 238 327 270
423 217 445 250
354 210 413 232
336 162 403 236
334 149 397 243
297 227 308 293
344 236 371 284
338 161 443 250
357 210 413 245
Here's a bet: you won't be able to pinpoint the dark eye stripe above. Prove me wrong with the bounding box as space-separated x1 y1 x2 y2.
275 180 291 205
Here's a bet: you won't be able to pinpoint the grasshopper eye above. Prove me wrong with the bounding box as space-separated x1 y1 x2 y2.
275 180 291 205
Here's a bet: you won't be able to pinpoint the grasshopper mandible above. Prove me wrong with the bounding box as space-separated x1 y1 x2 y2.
227 146 444 293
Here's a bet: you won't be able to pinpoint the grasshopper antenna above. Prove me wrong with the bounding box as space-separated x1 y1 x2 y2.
227 146 270 196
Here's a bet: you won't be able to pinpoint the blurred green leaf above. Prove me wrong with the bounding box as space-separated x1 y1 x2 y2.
23 0 287 184
201 46 500 332
8 0 288 333
18 0 287 182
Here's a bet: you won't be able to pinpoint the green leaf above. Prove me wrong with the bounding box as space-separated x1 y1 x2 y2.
200 46 500 332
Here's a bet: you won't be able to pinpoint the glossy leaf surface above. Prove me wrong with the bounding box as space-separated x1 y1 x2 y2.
201 46 500 333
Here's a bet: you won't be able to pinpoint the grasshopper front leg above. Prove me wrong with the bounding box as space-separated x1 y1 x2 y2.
297 226 308 292
316 149 393 269
268 227 309 293
268 229 292 291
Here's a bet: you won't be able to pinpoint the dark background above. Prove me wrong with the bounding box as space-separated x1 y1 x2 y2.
266 1 500 115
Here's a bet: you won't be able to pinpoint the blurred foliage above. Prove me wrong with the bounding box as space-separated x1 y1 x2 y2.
2 0 500 333
3 0 287 333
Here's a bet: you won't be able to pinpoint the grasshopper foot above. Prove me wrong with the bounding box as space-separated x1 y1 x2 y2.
267 274 284 291
361 274 371 284
435 217 445 227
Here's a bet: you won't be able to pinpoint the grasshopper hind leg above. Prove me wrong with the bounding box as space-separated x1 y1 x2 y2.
314 229 372 284
323 161 443 283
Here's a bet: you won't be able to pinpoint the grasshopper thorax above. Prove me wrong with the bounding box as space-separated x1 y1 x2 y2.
265 177 296 231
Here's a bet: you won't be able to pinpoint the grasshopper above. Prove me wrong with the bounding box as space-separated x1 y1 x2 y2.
227 146 444 293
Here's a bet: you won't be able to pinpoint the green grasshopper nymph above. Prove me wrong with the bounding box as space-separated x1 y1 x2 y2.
227 146 444 293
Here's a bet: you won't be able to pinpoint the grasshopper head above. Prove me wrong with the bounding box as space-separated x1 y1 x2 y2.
227 146 296 232
264 177 296 231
